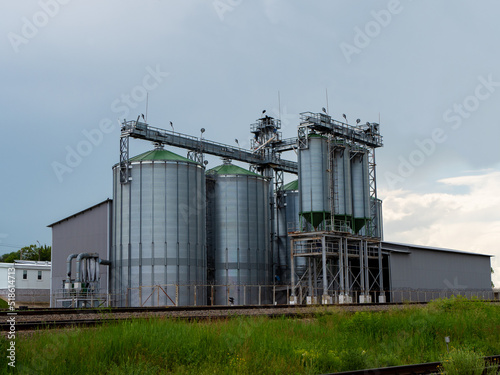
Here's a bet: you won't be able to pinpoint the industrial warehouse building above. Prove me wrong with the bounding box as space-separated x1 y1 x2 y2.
48 199 112 307
384 242 492 302
48 111 494 307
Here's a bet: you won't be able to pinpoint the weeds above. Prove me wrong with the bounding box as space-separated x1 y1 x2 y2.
1 298 499 374
440 348 485 375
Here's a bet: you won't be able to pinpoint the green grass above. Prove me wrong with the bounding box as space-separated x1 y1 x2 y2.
1 297 499 374
0 299 8 309
439 347 487 375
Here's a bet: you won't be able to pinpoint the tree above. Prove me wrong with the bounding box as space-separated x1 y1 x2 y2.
0 244 51 262
0 251 19 263
38 245 51 261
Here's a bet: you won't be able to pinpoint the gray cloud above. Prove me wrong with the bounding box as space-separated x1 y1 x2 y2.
0 1 499 269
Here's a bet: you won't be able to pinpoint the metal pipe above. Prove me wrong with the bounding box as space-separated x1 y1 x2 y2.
66 253 79 279
98 258 111 266
75 253 99 283
344 238 349 295
290 239 295 298
307 258 313 297
252 135 276 153
359 240 364 296
378 242 384 294
364 241 369 295
322 236 328 297
313 257 317 297
339 238 344 294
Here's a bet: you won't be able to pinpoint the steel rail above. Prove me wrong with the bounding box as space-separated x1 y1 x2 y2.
0 302 429 317
325 355 500 375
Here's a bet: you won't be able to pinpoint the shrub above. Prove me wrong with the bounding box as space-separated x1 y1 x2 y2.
440 348 485 375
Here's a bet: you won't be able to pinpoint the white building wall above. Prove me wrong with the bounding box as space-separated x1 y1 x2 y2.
0 261 51 305
0 264 10 289
14 265 51 290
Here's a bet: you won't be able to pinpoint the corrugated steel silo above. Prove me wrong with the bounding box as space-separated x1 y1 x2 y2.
276 180 306 283
207 162 270 305
332 143 353 224
298 134 330 229
358 198 383 238
111 149 206 307
350 150 371 233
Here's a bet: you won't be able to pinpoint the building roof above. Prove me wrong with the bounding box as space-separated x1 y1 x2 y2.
129 149 194 163
382 241 492 257
0 261 51 269
47 199 112 228
282 180 298 191
208 163 261 177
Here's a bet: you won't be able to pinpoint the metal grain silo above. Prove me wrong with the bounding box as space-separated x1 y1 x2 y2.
111 148 206 307
350 150 371 234
332 142 353 227
358 198 383 238
298 134 330 229
276 180 305 284
207 162 270 305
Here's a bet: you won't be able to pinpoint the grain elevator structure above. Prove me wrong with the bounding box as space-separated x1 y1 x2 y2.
48 108 493 307
289 112 384 304
109 111 384 306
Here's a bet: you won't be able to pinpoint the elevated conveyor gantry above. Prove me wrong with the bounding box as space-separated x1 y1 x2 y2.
119 118 298 184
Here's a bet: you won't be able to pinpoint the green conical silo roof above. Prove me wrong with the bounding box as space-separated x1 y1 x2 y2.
129 149 194 163
308 133 327 139
208 163 261 176
282 180 298 191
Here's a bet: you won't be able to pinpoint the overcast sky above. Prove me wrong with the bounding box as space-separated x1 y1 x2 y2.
1 0 499 286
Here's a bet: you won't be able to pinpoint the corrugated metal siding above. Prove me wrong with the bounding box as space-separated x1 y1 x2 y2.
389 248 491 291
276 190 295 283
299 136 329 224
112 159 206 307
333 145 352 217
276 189 305 283
351 152 370 220
210 173 270 305
50 200 111 307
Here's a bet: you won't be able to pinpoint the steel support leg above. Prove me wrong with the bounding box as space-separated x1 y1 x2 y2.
378 242 385 303
359 240 365 303
322 235 329 304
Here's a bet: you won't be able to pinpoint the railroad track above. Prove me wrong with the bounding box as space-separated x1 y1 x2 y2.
2 303 314 316
326 355 500 375
2 301 497 332
1 301 425 317
0 302 426 331
1 312 322 331
4 299 497 318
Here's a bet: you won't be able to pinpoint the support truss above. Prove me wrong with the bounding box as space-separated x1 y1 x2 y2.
289 232 384 304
